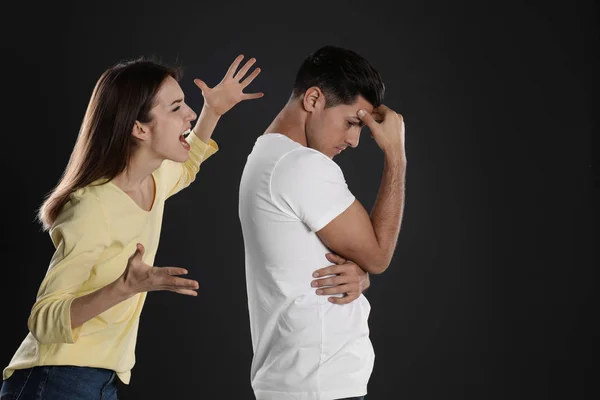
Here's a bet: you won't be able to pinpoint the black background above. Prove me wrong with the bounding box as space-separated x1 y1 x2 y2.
0 1 596 399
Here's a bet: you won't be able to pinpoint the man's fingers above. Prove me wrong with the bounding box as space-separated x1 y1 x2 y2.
329 293 359 305
325 253 346 264
371 111 384 123
313 261 358 278
357 109 378 131
316 284 352 296
311 275 349 288
312 264 347 277
374 104 393 115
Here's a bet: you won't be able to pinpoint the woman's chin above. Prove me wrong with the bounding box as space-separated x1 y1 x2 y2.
167 148 190 163
174 153 190 163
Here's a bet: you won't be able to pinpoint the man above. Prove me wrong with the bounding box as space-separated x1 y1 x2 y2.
239 46 406 400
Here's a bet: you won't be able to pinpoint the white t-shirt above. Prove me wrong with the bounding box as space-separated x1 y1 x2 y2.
239 133 374 400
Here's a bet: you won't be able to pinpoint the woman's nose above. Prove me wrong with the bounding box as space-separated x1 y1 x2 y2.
188 108 198 122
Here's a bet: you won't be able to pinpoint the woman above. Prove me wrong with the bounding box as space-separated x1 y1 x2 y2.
0 54 263 399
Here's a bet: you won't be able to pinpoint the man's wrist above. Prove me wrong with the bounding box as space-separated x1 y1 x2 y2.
382 147 406 164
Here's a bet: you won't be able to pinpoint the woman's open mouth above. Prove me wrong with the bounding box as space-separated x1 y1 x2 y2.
179 129 191 150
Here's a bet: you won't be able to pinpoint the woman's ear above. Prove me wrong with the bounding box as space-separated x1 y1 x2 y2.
131 121 150 141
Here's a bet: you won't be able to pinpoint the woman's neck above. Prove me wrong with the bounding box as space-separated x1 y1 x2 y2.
112 149 162 192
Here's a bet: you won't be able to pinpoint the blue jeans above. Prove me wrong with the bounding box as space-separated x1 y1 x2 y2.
0 365 117 400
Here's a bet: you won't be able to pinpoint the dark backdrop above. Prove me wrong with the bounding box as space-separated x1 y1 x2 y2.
0 1 596 399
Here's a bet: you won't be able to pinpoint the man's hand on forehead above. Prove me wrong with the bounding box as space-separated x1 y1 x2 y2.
371 108 384 123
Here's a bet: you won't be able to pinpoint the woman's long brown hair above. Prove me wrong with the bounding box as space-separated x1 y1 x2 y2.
38 58 181 231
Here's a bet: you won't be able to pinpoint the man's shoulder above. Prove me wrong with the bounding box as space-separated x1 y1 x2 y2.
275 146 339 176
246 134 342 182
256 134 328 160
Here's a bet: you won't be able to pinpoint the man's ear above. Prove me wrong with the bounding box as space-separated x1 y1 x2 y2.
302 86 326 113
131 121 150 141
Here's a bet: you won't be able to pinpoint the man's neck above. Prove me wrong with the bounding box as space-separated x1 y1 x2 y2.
264 99 308 147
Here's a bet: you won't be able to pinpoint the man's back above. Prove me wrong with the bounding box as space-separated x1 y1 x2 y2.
239 133 373 400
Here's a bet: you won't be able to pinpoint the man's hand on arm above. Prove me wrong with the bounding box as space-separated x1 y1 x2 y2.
311 253 370 305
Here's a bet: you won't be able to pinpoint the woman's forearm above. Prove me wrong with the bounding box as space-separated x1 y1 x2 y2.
70 277 132 329
192 104 221 143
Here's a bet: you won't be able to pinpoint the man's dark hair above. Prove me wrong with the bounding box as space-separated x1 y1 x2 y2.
292 45 385 108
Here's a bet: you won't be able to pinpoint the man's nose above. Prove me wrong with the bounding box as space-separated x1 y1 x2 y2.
345 130 360 148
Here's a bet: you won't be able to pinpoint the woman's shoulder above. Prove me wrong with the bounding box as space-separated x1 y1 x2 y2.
59 183 109 222
51 185 112 243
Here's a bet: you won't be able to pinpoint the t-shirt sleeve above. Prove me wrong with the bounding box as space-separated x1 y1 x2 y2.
157 133 219 199
28 192 110 344
270 148 355 232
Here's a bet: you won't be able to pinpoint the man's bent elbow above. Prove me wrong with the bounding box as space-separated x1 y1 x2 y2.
362 256 391 275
